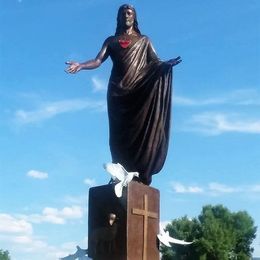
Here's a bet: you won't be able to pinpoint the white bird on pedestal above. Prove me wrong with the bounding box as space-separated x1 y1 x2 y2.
103 162 139 198
157 225 193 247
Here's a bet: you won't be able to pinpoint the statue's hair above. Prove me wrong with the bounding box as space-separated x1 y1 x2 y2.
115 4 141 36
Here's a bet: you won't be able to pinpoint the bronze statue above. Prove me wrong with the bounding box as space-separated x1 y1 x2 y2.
66 4 181 185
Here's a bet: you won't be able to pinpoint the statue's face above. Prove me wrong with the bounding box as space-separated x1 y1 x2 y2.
120 8 135 28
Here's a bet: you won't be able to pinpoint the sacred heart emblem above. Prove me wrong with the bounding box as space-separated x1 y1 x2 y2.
118 39 132 48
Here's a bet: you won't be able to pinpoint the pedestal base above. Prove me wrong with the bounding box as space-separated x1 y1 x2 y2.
88 182 160 260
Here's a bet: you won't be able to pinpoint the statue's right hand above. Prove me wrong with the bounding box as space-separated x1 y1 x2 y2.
65 61 82 74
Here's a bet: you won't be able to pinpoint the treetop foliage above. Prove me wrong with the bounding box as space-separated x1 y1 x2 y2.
161 204 257 260
0 249 11 260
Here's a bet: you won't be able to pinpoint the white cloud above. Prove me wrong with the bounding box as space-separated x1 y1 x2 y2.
0 232 73 259
0 213 88 260
23 205 84 225
0 214 33 234
174 88 260 107
249 185 260 192
59 206 83 219
174 89 260 135
229 88 260 106
91 76 107 92
171 182 203 193
14 98 106 125
170 181 260 196
174 96 226 106
0 234 48 252
13 235 33 244
185 112 260 135
84 178 96 187
208 182 239 193
27 170 48 179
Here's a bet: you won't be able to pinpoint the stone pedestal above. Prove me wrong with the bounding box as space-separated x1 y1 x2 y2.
88 182 160 260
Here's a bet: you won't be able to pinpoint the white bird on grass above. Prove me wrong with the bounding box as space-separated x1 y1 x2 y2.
157 225 193 247
103 162 139 198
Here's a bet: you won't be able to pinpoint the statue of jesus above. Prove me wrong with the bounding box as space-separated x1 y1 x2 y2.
66 4 181 185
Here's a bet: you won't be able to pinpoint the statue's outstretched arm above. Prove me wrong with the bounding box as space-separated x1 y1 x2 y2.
65 37 111 74
166 56 182 67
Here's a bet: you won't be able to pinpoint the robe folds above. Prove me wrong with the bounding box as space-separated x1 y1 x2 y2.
107 36 173 185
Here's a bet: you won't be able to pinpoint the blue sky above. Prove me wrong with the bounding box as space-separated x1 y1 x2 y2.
0 0 259 259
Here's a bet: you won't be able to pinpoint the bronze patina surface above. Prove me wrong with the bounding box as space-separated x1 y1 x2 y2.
66 4 181 185
88 182 160 260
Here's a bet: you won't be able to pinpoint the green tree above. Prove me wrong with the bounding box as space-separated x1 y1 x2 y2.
0 249 11 260
161 205 257 260
198 205 237 260
232 211 257 258
161 216 201 260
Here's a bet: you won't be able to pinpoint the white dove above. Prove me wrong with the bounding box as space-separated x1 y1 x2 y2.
60 246 89 260
103 162 139 197
157 225 193 247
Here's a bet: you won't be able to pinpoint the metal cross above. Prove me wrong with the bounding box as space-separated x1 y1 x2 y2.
132 194 158 260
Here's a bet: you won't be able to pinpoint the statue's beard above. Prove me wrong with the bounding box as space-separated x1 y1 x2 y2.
126 20 133 27
121 18 134 29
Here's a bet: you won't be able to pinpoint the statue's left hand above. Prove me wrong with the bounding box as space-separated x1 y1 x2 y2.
65 61 82 74
167 56 182 67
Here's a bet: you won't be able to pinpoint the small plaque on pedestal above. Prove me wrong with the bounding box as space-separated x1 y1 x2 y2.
88 182 160 260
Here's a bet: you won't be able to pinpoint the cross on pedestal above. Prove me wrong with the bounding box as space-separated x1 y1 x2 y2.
132 194 159 260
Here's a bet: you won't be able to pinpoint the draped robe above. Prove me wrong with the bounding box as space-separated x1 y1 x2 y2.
107 35 173 185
